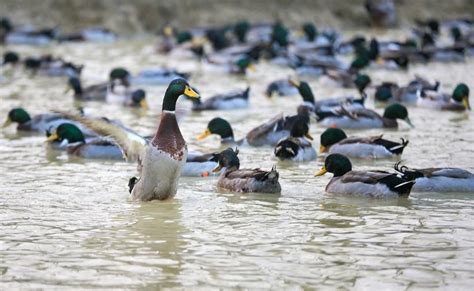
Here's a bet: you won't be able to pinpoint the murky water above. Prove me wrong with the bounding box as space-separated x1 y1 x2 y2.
1 36 474 289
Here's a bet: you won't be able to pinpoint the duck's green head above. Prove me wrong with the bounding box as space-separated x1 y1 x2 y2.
163 79 200 111
235 56 255 73
350 54 370 71
289 79 315 104
176 31 193 44
375 85 393 102
290 116 313 140
320 128 347 153
302 22 318 42
233 20 250 43
3 51 19 65
3 108 32 128
272 21 289 47
354 74 371 93
131 89 149 109
315 153 352 177
383 103 413 127
213 147 240 172
46 123 85 144
109 67 130 83
452 83 470 110
197 117 234 141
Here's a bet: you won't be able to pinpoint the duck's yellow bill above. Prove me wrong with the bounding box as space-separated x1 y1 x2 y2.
140 99 149 110
288 79 300 87
164 26 173 37
184 86 200 99
314 166 327 176
197 128 211 141
247 64 256 72
46 133 59 142
2 118 12 128
212 164 222 173
319 145 327 153
305 133 314 141
463 97 471 110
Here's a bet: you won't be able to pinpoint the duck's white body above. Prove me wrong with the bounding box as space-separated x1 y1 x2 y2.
328 143 394 159
319 117 384 129
132 146 187 201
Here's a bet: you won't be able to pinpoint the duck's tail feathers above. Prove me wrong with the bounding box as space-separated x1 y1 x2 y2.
388 138 409 154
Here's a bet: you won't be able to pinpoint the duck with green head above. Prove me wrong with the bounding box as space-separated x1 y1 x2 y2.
213 148 281 193
315 153 415 198
320 127 409 159
317 103 414 129
417 83 470 111
197 108 312 147
274 116 316 162
66 79 200 201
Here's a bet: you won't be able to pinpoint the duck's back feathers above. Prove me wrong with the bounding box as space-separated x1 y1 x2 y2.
336 135 409 155
218 166 281 193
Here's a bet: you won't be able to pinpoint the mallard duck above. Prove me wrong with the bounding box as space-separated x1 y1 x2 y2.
395 163 474 192
265 79 299 97
290 78 369 112
67 77 108 101
3 21 57 46
274 116 316 161
1 107 96 134
317 103 413 129
64 79 201 201
417 83 470 111
197 110 311 147
212 148 281 193
130 68 190 86
23 55 83 78
205 55 256 75
46 123 124 160
320 128 409 159
190 87 250 111
315 153 415 198
374 76 440 104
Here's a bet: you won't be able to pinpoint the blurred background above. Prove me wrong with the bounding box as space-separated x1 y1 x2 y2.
2 0 473 34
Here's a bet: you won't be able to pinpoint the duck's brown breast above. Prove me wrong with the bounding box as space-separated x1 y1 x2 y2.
151 112 186 160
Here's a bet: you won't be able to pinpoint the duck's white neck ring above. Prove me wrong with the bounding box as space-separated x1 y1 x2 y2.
162 110 175 114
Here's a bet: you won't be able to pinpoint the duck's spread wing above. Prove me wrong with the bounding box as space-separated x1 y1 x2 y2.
56 111 147 161
246 113 284 142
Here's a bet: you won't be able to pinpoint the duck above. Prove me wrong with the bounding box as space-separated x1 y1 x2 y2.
205 55 256 75
316 103 413 129
319 128 409 159
197 108 311 147
417 83 470 111
46 123 124 160
265 79 299 97
130 68 190 86
394 163 474 193
2 19 57 46
23 55 83 78
315 153 416 198
64 79 201 201
274 116 317 162
1 107 97 135
212 148 281 193
374 76 440 104
290 76 370 112
189 87 250 111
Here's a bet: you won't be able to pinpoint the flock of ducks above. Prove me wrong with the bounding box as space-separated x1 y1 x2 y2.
1 13 474 201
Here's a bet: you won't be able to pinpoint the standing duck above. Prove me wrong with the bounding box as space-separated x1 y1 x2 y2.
65 79 200 201
212 148 281 193
319 128 409 159
395 163 474 193
317 103 413 129
417 83 470 111
274 116 317 162
315 154 415 198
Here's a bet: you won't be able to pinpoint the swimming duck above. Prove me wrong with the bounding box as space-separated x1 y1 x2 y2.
320 128 409 159
374 76 440 104
317 103 413 129
417 83 470 111
2 107 96 134
205 55 256 75
190 87 250 111
3 20 57 46
23 55 83 78
265 79 299 97
65 79 201 201
212 148 281 193
197 110 311 147
130 68 190 86
67 77 108 101
274 116 317 162
315 153 415 198
46 123 124 160
394 163 474 193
